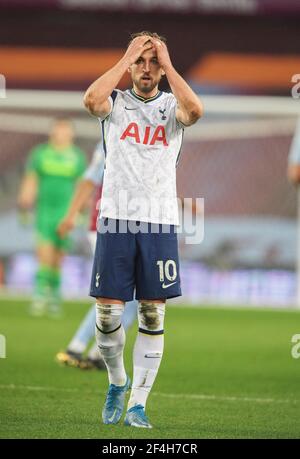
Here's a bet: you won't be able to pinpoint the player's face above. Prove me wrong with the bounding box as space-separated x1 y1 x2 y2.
50 122 74 147
129 48 165 95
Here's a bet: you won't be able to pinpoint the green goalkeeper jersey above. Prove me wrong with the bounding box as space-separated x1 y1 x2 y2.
26 142 86 247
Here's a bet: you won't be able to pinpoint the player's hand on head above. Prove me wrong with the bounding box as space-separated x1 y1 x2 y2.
124 36 154 66
152 39 172 70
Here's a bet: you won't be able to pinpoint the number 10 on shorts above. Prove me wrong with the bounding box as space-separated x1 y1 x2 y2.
157 260 177 283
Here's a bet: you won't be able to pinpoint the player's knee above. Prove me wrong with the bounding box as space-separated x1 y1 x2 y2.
138 302 165 332
95 302 124 333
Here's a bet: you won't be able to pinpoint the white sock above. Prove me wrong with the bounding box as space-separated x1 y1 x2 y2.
128 302 165 409
68 304 95 354
87 341 102 361
95 302 127 386
67 339 86 355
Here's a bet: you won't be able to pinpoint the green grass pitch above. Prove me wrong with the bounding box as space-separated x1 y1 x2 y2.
0 298 300 439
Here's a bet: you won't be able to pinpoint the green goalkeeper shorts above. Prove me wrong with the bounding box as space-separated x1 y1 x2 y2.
36 217 71 251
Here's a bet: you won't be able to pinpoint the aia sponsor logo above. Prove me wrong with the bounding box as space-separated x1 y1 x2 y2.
120 123 168 146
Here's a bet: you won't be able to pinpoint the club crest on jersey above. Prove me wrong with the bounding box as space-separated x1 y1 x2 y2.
159 108 167 120
120 122 168 146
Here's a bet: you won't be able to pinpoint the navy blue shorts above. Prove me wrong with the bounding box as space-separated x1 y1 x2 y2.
90 218 181 302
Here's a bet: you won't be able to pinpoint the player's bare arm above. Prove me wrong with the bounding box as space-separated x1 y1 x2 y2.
84 36 154 117
17 172 38 210
57 179 95 238
287 164 300 185
153 39 203 126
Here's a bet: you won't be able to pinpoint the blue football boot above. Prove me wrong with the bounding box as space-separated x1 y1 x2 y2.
102 376 131 424
124 404 152 429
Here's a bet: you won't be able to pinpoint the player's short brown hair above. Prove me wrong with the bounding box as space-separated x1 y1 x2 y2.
128 31 167 46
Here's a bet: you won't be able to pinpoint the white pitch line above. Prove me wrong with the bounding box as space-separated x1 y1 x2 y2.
0 384 297 405
153 392 297 405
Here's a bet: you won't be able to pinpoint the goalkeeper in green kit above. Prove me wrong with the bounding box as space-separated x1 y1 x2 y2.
18 119 86 317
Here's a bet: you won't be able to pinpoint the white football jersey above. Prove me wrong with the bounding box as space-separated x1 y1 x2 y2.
99 88 184 225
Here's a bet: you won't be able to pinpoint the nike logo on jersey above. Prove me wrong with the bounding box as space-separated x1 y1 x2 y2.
125 107 138 110
162 281 177 289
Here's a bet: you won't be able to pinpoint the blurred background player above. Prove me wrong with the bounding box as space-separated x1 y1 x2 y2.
17 118 86 317
55 142 138 370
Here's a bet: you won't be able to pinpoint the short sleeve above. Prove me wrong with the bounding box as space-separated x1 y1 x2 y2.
75 148 87 179
98 90 119 122
168 94 185 131
25 145 41 175
83 143 105 185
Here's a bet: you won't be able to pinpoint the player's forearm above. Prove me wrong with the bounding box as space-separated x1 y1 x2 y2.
65 179 95 220
164 65 203 124
83 57 130 114
18 174 37 209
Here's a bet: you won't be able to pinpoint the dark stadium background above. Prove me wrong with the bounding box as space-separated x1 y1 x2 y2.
0 2 299 94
